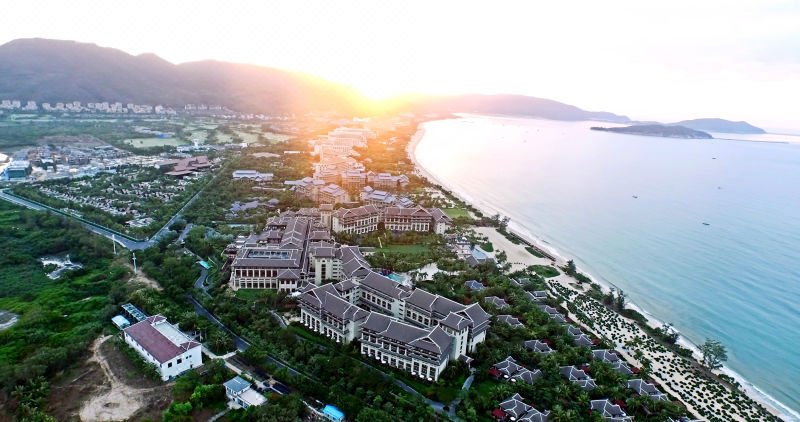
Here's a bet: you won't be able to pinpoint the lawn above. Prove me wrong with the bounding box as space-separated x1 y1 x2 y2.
377 244 431 255
532 265 560 278
443 208 470 219
234 289 273 301
123 137 187 148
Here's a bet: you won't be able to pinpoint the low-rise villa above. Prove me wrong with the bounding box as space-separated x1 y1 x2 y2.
464 279 486 291
497 315 525 329
494 393 550 422
524 339 555 354
560 365 598 391
484 296 510 309
490 356 542 385
591 399 632 421
628 379 668 401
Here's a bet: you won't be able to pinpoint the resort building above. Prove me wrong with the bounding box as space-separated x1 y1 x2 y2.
228 217 332 291
367 172 410 190
224 376 267 409
331 204 381 234
297 270 491 381
319 183 348 204
122 315 202 381
340 170 368 191
328 205 452 235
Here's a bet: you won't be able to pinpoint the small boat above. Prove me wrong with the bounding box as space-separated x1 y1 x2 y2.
702 222 711 226
632 195 638 199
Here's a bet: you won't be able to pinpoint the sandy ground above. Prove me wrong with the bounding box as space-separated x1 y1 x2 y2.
409 123 785 420
473 226 554 271
125 263 162 290
78 336 163 422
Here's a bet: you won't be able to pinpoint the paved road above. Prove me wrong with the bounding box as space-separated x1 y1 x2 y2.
0 189 153 249
186 295 303 379
0 183 206 251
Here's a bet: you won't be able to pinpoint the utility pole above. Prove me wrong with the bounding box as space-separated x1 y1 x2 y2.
132 252 137 273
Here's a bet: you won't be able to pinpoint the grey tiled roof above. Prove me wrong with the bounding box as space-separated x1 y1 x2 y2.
360 271 411 300
497 315 524 329
439 312 469 331
224 376 250 394
484 296 510 309
592 349 620 363
499 393 531 418
524 340 555 354
463 280 485 291
591 399 630 419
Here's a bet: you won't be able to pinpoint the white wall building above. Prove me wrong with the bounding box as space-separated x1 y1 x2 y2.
122 315 202 381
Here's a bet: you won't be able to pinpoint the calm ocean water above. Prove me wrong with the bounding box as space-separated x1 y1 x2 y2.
415 115 800 417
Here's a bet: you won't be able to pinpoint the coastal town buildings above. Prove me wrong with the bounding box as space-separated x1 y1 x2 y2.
122 315 202 381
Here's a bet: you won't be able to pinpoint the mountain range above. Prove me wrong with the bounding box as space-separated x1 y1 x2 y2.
0 38 765 131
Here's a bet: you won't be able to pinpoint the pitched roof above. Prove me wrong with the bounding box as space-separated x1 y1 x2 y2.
499 393 532 418
497 314 524 328
439 312 469 331
224 376 251 394
360 271 411 300
123 315 199 364
484 296 510 309
463 279 486 291
524 339 555 354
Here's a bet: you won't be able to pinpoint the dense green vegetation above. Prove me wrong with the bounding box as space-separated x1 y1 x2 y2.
12 167 211 238
0 202 123 418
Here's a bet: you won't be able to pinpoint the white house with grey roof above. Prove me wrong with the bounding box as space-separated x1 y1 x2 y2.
123 315 202 381
224 376 266 409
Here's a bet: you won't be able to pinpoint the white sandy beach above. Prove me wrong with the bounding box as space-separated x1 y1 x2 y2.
408 122 790 421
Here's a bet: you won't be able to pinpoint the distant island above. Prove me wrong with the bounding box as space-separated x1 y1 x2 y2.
591 124 713 139
669 118 766 134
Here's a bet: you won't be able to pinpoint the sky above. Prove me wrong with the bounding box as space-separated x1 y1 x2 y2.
1 0 799 130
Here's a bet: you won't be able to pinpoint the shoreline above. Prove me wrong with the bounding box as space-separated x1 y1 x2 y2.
408 120 797 421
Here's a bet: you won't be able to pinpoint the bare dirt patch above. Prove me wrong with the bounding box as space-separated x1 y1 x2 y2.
71 335 171 422
125 263 162 290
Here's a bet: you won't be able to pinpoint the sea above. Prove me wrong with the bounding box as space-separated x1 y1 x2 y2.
414 115 800 419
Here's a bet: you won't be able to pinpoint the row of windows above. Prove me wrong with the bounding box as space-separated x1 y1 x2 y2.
362 345 437 379
361 291 391 310
405 310 432 326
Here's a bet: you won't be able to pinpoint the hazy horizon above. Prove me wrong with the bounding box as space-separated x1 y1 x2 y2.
1 0 799 131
